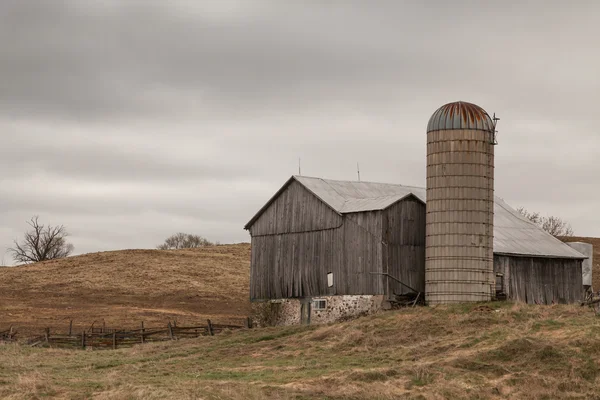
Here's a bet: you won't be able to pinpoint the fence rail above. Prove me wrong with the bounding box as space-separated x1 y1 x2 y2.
27 319 250 350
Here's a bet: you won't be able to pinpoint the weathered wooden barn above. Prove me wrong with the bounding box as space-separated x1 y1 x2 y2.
245 176 587 324
244 175 426 301
492 197 586 304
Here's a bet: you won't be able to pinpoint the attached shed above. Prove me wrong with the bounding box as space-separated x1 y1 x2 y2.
492 197 586 304
245 176 587 324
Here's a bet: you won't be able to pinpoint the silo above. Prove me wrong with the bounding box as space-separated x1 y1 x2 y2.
425 101 497 304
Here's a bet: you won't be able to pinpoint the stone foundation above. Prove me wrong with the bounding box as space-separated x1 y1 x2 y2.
251 295 385 327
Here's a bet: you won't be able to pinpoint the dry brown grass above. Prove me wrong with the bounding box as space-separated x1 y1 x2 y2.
3 243 600 398
0 244 251 336
2 302 600 399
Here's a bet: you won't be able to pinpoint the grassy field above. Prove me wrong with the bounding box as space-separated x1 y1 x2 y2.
0 244 251 336
2 242 600 398
2 302 600 399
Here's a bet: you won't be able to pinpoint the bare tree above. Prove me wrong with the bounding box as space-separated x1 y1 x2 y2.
517 207 574 237
541 215 574 237
157 233 214 250
9 216 75 264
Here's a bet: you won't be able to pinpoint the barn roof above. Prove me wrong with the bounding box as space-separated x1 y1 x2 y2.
245 175 586 259
295 175 426 212
492 197 585 259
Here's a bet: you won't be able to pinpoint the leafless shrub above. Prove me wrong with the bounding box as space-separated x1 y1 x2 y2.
542 215 574 237
517 207 574 237
156 232 213 250
9 216 74 264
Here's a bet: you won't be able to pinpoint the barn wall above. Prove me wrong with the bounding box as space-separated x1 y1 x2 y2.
250 207 385 300
249 180 342 236
250 228 344 300
494 255 583 304
249 181 344 300
382 197 426 295
343 212 384 295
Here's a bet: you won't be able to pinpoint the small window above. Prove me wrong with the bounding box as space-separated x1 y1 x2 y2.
312 299 327 310
327 272 334 288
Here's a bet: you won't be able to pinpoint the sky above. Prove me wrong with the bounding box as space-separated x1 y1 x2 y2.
1 1 599 265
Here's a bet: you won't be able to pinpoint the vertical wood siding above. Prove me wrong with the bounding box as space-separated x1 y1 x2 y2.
344 211 384 295
249 182 398 299
493 255 583 304
251 220 384 299
250 229 344 300
249 182 343 300
249 180 342 236
382 197 426 295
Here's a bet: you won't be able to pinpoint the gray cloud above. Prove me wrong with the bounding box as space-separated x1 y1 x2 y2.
2 131 252 183
1 0 599 264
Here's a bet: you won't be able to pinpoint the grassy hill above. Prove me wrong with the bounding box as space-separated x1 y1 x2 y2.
0 244 251 336
3 237 597 339
3 241 600 398
1 302 600 399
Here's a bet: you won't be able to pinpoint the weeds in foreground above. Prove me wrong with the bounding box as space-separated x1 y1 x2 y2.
1 304 599 399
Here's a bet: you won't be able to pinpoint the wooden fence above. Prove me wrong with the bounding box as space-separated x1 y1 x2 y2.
0 327 16 342
28 319 248 350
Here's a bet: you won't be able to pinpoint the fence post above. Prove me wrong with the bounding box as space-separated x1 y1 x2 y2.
81 331 86 349
8 326 13 340
69 320 73 336
113 332 117 350
168 322 174 340
245 317 253 329
207 319 214 336
141 321 145 344
44 327 50 344
102 321 106 333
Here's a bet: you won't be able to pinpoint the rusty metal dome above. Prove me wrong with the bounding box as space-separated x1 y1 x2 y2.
427 101 494 133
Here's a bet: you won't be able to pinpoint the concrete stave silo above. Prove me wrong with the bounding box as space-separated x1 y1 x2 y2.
425 101 496 304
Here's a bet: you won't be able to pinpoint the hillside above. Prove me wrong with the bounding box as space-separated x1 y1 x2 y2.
561 236 600 290
1 303 600 399
0 244 251 336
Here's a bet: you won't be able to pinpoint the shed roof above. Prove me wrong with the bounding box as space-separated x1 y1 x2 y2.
246 176 586 259
492 197 584 258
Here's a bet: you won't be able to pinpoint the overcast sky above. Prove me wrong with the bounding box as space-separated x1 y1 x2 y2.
1 1 599 264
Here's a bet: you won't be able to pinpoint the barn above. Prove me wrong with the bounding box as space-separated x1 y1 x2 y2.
245 175 587 325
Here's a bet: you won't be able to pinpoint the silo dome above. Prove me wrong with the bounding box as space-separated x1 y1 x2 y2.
427 101 495 133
